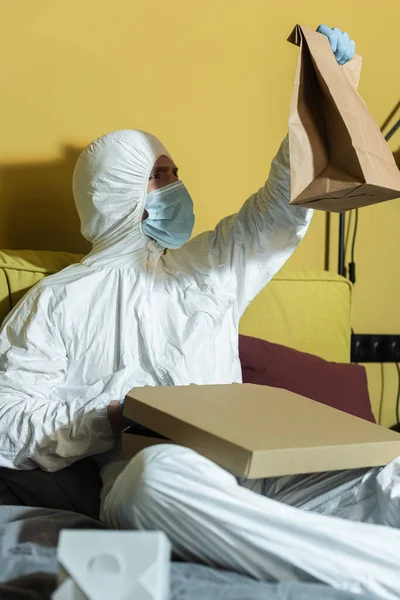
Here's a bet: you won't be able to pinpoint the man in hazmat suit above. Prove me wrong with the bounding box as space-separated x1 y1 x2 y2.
0 25 399 599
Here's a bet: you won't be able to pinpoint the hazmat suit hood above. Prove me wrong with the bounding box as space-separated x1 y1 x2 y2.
73 129 171 268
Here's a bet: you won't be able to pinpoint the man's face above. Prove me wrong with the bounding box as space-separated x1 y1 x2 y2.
147 155 179 193
142 155 179 221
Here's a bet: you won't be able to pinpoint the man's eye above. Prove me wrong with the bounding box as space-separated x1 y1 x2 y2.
149 173 161 180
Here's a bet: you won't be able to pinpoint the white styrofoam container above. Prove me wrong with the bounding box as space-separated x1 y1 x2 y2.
52 530 171 600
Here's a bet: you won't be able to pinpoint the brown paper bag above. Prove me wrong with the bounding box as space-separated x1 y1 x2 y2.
287 25 400 212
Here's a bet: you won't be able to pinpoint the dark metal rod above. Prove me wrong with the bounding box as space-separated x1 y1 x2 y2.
385 119 400 142
324 213 330 271
380 102 400 134
338 212 345 276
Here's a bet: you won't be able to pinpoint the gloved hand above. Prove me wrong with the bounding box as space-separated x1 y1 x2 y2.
317 24 355 65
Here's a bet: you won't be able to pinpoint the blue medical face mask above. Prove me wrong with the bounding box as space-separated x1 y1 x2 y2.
141 180 195 249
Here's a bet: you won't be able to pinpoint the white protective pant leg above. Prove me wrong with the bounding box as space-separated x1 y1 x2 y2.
101 444 400 600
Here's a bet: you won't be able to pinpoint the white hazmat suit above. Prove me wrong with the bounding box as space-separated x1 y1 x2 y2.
0 130 311 471
1 130 400 599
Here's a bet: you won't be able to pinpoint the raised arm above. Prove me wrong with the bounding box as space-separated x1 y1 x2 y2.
210 135 312 313
178 136 312 315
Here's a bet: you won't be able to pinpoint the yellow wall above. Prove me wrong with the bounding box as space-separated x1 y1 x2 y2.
1 1 399 424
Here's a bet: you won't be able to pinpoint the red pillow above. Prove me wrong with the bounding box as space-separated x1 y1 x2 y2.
239 335 375 423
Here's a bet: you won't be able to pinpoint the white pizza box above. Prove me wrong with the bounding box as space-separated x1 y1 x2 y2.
52 530 170 600
122 383 400 478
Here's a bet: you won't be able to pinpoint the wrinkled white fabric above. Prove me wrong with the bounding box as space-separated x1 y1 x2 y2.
0 129 311 471
101 445 400 600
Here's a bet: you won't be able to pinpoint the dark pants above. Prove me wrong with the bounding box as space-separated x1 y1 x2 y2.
0 458 102 521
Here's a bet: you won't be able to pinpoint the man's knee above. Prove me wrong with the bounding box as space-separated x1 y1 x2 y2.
102 444 198 528
102 443 237 529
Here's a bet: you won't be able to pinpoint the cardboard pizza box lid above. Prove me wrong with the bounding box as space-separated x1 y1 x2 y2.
123 384 400 478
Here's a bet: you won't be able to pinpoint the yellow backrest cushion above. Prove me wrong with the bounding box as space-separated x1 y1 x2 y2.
0 250 81 323
239 270 351 363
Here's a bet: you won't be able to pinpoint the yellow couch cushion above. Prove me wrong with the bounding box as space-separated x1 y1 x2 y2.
0 250 81 324
0 251 351 363
239 270 351 363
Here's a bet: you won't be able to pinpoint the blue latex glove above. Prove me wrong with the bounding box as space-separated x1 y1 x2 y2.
317 24 355 65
